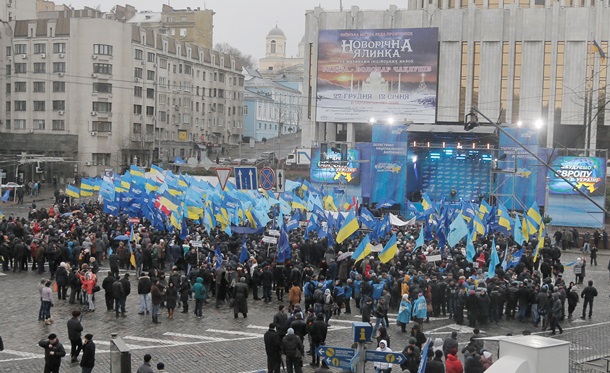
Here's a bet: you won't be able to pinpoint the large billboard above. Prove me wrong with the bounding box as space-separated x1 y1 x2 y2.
310 148 361 184
547 156 606 228
316 28 439 124
548 156 606 196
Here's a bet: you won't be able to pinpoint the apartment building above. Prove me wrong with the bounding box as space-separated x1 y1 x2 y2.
0 16 244 180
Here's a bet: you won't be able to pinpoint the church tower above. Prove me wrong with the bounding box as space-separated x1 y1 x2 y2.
265 25 286 58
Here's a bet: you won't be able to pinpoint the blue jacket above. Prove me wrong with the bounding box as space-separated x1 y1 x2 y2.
413 295 427 319
353 280 362 297
344 284 353 299
372 283 385 300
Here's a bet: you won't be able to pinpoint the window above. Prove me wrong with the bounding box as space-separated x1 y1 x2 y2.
53 81 65 92
5 83 10 94
134 86 142 97
33 119 45 130
93 44 113 55
147 88 154 99
159 58 167 69
14 44 27 54
53 62 65 73
6 46 11 56
5 120 10 129
93 63 112 75
133 123 142 134
92 83 112 93
52 100 65 111
146 106 155 116
135 49 143 60
92 153 111 166
6 101 10 112
184 65 192 75
133 105 142 115
92 121 112 132
14 119 26 129
52 120 65 130
147 70 155 80
146 124 154 135
92 102 112 112
34 44 46 54
15 82 26 92
33 82 45 92
180 28 187 37
147 52 156 62
6 65 11 76
270 40 276 54
34 63 46 73
219 73 225 83
159 111 167 122
14 101 26 111
158 77 167 87
14 63 26 74
34 101 46 111
53 43 66 53
134 67 143 78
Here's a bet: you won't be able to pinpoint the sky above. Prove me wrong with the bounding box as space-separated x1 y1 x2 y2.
70 0 400 62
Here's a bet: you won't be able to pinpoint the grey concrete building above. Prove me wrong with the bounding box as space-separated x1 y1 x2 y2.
301 2 610 152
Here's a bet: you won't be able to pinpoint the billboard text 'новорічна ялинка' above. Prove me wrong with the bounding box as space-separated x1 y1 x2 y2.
316 28 439 124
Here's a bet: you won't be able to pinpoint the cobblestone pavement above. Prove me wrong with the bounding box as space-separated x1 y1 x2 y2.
0 249 609 372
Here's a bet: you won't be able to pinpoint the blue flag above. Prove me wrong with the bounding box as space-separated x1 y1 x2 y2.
417 338 432 373
447 215 469 247
1 189 10 202
359 207 377 230
415 224 425 248
466 230 476 262
215 245 223 269
277 226 291 263
239 235 249 264
486 238 499 279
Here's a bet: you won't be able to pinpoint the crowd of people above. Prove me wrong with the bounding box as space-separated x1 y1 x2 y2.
0 197 607 372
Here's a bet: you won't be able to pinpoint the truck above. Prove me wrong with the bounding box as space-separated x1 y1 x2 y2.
285 148 311 167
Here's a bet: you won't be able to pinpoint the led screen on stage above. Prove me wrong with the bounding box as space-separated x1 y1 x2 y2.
310 148 361 184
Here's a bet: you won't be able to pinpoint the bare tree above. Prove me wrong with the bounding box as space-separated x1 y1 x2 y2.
214 42 257 69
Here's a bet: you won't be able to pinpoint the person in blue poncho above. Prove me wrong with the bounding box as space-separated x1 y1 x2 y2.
397 294 412 332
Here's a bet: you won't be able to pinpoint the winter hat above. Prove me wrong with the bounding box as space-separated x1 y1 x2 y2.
483 351 492 359
48 333 57 339
84 334 93 340
287 328 295 335
379 339 387 347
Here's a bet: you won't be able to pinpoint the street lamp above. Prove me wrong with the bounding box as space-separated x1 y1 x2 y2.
133 155 138 166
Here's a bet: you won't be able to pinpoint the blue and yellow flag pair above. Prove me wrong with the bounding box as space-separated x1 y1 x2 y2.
66 184 80 198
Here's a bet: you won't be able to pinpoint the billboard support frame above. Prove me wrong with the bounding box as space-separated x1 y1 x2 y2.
471 106 609 218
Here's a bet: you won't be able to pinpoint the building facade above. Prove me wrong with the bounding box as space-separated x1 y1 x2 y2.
127 5 214 49
243 69 302 141
258 26 306 79
301 3 610 153
0 16 244 181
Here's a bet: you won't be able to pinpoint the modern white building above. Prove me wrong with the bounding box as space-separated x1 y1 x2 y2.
0 16 244 181
301 2 610 152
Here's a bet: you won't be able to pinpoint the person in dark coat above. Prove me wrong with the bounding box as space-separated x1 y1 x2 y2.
120 273 131 307
178 275 191 314
108 252 120 279
262 265 274 302
309 313 327 367
273 305 288 338
101 271 115 311
233 276 249 318
80 334 95 373
55 263 69 300
38 333 66 373
264 323 282 373
66 310 83 363
289 312 308 342
581 280 598 319
164 281 178 319
282 328 304 373
112 279 126 317
426 349 446 373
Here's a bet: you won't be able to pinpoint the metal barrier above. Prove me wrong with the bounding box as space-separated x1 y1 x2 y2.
569 359 608 373
552 323 610 364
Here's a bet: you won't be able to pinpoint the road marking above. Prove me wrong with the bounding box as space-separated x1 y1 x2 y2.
205 329 263 337
247 325 269 330
426 324 483 335
0 350 44 359
122 336 181 345
163 332 230 342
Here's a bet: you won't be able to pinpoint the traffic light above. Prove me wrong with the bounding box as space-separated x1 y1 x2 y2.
464 112 479 131
35 161 45 173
